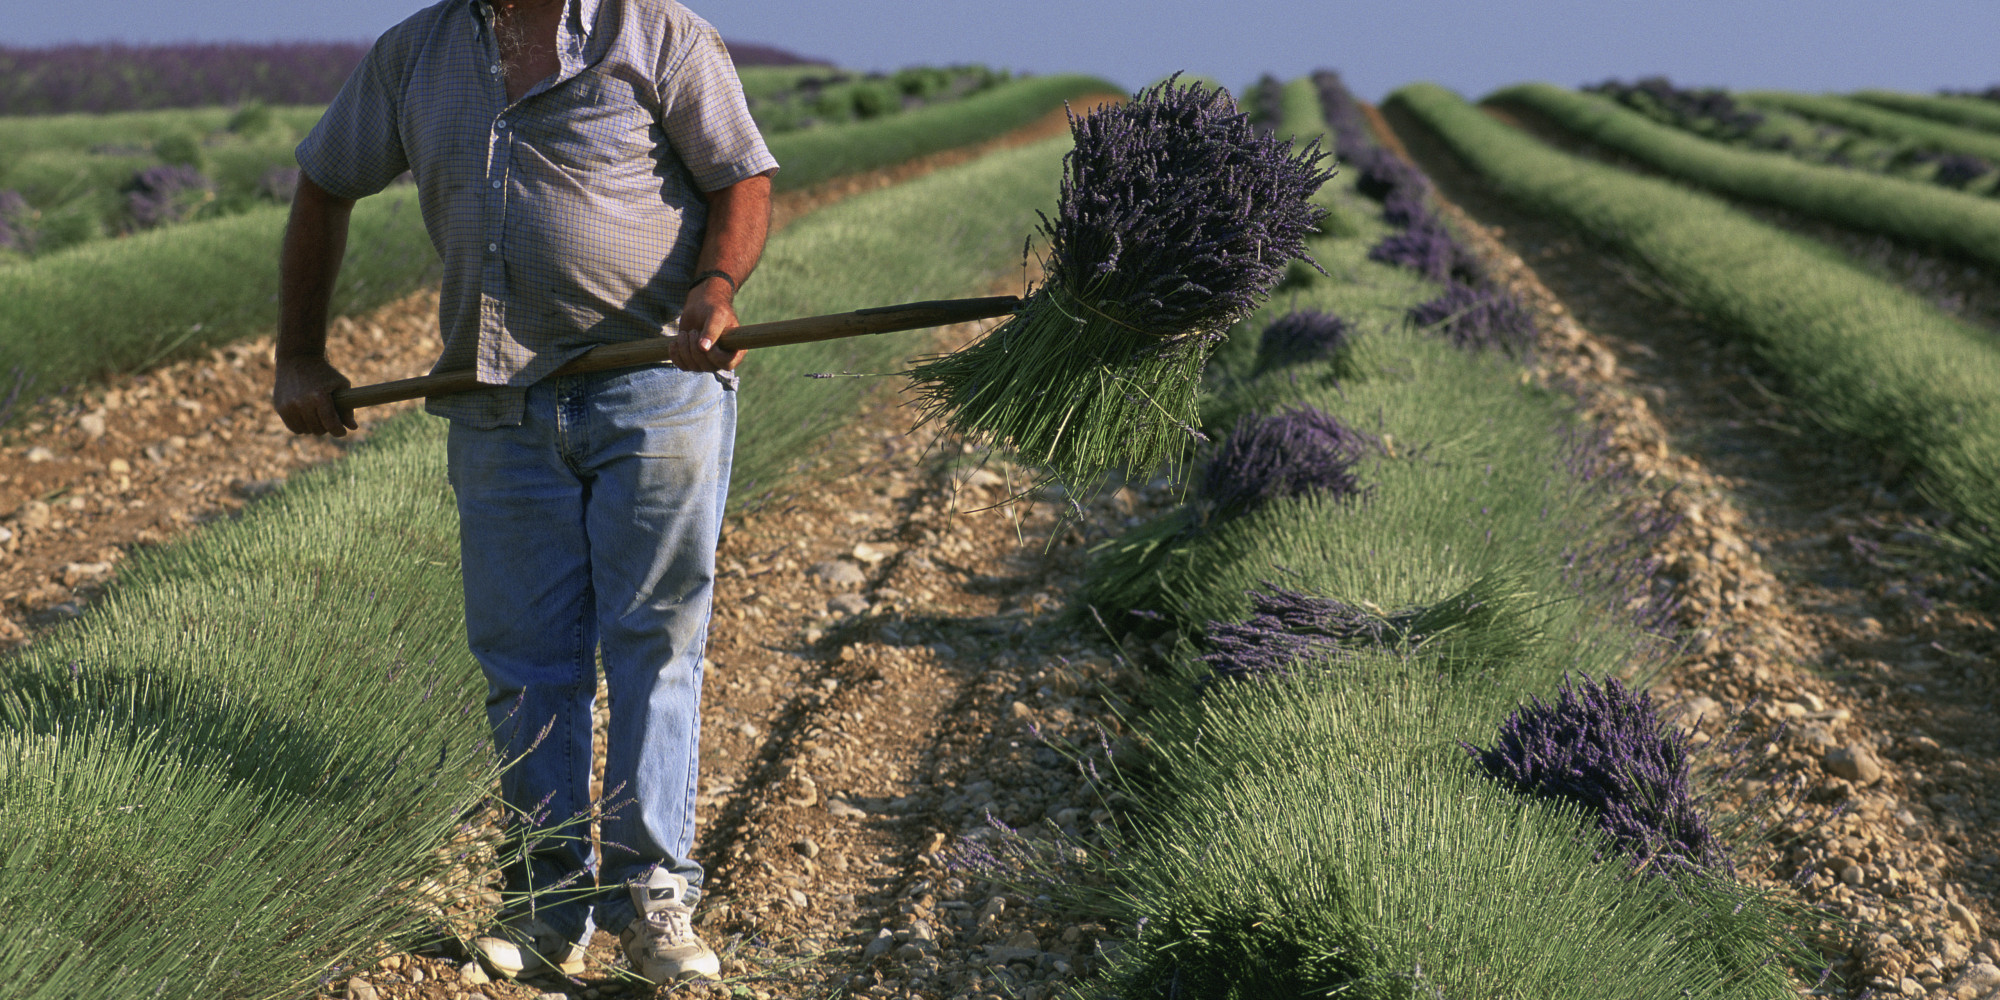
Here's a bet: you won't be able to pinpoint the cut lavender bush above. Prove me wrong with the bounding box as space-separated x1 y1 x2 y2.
1310 69 1375 163
1199 406 1369 520
1368 221 1482 284
1466 674 1730 876
1408 280 1535 354
123 164 214 231
1253 309 1356 375
1203 571 1542 683
908 76 1333 493
1931 152 1994 188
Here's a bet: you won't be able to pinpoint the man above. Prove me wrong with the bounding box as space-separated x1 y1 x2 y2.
273 0 776 984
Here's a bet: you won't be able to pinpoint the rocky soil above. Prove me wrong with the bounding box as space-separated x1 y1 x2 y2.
1377 101 2000 1000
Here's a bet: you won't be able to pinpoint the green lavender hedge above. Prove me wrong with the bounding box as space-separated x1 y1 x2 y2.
765 72 1116 191
1850 89 2000 135
1395 81 2000 573
0 124 1076 999
1053 77 1807 1000
1741 90 2000 163
1487 83 2000 272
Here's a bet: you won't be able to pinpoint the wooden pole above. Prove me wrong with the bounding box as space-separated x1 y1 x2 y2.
332 294 1020 410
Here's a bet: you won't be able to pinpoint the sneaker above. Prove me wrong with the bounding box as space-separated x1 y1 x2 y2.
469 913 587 979
620 869 720 983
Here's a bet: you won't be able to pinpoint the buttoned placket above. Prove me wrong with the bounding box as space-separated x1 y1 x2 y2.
471 0 597 385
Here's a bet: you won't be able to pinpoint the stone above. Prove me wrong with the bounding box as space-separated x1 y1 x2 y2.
739 722 761 739
853 541 897 564
14 500 50 529
828 593 871 615
78 412 107 439
812 560 867 587
1827 743 1886 785
788 887 809 908
1948 963 2000 996
61 562 113 588
1010 701 1034 720
828 798 867 819
894 943 927 962
1946 902 1980 940
864 929 897 961
795 837 821 859
25 446 52 463
459 961 490 986
344 978 380 1000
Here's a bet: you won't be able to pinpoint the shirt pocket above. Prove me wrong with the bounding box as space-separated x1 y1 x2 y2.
529 69 660 178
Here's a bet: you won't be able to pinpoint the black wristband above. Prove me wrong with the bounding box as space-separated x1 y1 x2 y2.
692 268 738 294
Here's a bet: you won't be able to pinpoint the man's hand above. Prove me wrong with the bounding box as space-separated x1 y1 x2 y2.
273 354 358 436
669 277 748 373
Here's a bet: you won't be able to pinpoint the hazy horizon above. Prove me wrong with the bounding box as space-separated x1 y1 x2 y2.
6 1 1997 104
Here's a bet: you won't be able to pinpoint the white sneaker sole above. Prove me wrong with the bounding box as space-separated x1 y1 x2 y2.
469 935 587 979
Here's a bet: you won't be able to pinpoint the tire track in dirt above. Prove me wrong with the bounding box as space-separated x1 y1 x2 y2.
1378 100 2000 1000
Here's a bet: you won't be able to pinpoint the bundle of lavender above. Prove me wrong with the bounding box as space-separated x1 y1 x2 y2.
909 76 1333 493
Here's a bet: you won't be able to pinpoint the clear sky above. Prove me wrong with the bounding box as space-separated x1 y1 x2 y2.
6 0 1997 102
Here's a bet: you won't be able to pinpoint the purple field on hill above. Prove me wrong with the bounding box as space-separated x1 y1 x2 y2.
0 39 823 115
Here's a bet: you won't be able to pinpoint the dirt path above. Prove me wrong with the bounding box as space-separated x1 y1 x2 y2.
321 314 1159 1000
1377 101 2000 1000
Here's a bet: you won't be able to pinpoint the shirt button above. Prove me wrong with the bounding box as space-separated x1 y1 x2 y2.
489 63 500 73
496 119 507 129
487 243 498 252
491 180 501 189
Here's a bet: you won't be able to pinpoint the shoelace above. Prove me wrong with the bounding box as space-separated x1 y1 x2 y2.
642 902 696 946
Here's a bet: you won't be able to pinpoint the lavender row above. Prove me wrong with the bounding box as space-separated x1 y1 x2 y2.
0 39 818 116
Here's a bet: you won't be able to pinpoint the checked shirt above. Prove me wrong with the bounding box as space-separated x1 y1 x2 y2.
297 0 778 427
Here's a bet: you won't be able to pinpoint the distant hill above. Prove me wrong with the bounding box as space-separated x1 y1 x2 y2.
0 39 829 116
726 40 831 68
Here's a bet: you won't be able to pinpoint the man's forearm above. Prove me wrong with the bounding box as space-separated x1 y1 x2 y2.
693 172 773 293
278 174 357 360
273 173 362 436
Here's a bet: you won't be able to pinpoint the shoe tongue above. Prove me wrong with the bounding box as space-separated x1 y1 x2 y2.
637 869 685 910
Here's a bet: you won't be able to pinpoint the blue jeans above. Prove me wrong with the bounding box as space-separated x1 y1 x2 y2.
447 365 735 945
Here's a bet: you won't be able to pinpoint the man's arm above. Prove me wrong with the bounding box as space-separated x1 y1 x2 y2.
670 170 775 374
273 173 360 436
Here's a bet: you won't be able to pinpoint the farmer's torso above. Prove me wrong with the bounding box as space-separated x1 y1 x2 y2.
296 0 776 427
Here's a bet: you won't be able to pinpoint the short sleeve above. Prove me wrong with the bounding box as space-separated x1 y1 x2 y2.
656 18 779 193
296 36 411 200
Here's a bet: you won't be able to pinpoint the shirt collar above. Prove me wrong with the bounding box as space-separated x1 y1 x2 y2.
469 0 600 42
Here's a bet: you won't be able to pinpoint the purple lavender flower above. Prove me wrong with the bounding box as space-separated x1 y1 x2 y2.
1041 74 1334 335
1310 69 1377 164
1931 153 1993 188
1466 674 1731 875
1198 406 1370 520
1583 77 1765 141
1407 281 1535 354
1368 222 1482 284
258 165 301 204
1202 586 1401 680
909 75 1334 491
1254 309 1354 374
1354 149 1432 205
0 190 31 253
1380 189 1434 229
123 164 214 230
